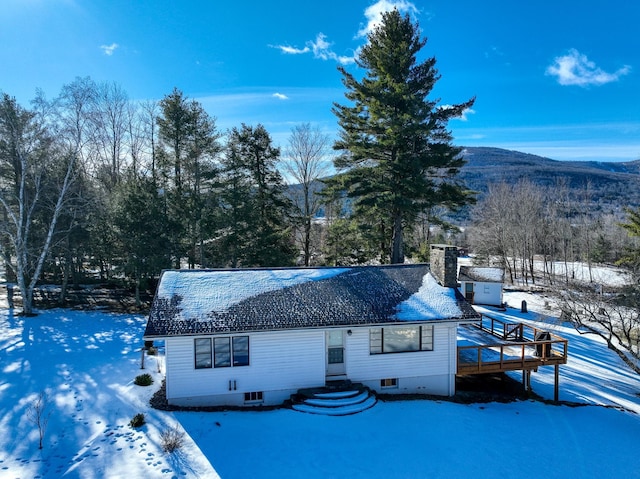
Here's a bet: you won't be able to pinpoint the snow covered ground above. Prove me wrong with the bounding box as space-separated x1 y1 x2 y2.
1 287 640 478
459 256 633 289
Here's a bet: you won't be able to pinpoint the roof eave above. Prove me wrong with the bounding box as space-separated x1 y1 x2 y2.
143 316 478 338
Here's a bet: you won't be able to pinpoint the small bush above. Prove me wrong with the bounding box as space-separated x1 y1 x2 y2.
134 373 154 386
160 424 185 453
129 413 145 428
147 346 157 356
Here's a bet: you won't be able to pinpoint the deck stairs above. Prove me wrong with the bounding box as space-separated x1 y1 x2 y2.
290 382 377 416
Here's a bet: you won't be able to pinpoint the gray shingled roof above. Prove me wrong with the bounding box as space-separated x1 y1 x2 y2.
144 264 480 338
458 266 505 283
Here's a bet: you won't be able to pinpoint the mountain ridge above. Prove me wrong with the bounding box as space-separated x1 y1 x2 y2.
459 146 640 207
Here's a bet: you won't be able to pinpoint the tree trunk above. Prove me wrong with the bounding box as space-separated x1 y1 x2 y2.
391 212 404 264
59 258 69 307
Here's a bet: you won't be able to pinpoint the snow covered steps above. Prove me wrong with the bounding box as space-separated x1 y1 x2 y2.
290 385 377 416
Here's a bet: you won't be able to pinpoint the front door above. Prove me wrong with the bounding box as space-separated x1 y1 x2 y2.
326 330 346 377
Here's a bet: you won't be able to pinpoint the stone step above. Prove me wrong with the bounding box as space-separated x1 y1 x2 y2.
292 395 377 416
290 384 377 416
303 390 370 408
314 389 362 399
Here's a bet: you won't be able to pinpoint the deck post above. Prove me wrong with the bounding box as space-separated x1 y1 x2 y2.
554 364 560 402
522 369 531 392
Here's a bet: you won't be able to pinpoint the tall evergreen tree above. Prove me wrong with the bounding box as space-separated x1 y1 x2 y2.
329 9 475 264
112 175 172 306
618 207 640 277
219 124 295 267
156 88 221 268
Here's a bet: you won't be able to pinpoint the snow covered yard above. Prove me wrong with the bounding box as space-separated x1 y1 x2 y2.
179 291 640 478
1 289 640 478
0 308 215 479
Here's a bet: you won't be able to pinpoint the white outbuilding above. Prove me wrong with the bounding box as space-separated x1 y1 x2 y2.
457 266 505 307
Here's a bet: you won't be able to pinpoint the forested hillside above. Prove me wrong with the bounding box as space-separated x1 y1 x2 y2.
459 147 640 209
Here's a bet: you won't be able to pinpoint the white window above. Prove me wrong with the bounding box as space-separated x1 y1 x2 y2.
380 378 398 388
370 325 434 354
195 338 212 369
195 336 249 369
244 391 263 402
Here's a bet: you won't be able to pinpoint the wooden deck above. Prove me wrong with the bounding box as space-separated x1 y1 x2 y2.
457 314 568 400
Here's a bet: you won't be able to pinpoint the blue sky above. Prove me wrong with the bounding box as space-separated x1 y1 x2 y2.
3 0 639 162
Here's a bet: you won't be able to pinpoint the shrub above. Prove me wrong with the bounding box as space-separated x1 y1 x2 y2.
129 413 145 428
147 346 157 356
134 373 154 386
160 424 185 453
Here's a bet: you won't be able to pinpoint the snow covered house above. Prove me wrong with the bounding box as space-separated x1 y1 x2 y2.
143 248 480 408
457 266 505 307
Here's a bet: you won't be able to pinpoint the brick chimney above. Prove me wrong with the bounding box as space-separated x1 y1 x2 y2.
430 244 458 288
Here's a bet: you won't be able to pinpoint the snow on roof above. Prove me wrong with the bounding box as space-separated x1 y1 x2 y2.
158 268 348 320
394 273 463 320
459 266 505 283
145 265 479 337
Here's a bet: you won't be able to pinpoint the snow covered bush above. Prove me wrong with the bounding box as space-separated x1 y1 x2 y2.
134 373 153 386
129 413 145 428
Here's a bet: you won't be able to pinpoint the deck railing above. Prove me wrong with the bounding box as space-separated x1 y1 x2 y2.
457 314 568 375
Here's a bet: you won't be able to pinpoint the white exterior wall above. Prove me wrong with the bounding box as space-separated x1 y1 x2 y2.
165 329 325 407
459 281 503 307
345 323 458 396
164 322 460 407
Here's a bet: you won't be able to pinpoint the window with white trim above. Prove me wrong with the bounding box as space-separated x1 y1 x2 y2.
370 325 433 354
194 338 212 369
194 336 250 369
380 378 398 388
244 391 263 402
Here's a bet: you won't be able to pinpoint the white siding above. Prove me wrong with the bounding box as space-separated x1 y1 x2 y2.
165 322 460 406
459 281 503 307
345 323 458 396
165 329 325 407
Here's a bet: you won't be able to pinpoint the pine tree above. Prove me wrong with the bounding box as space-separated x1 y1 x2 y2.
156 88 221 268
618 207 640 277
218 124 295 267
112 175 172 306
330 9 475 264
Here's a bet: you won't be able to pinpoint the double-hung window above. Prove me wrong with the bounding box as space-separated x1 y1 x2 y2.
232 336 249 366
195 338 213 369
370 325 434 354
194 336 250 369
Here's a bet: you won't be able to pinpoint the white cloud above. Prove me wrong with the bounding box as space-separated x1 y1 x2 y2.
272 93 289 100
271 33 355 65
357 0 419 38
309 33 356 65
273 44 310 55
100 43 119 56
546 49 631 87
272 0 418 66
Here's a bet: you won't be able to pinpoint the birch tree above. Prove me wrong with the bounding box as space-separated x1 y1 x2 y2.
0 94 77 315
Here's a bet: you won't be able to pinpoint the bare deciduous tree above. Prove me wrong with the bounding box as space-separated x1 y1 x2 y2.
26 391 52 449
559 284 640 373
284 123 331 266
